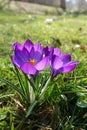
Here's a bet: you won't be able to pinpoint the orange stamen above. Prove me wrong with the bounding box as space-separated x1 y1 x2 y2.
30 59 36 65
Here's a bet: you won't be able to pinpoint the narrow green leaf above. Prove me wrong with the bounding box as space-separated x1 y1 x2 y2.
0 78 26 100
26 100 38 118
25 75 36 92
10 113 15 130
14 66 25 94
23 74 30 102
14 66 30 102
40 76 51 95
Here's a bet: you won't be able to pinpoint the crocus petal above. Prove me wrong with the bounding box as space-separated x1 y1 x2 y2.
61 64 77 73
52 69 61 78
29 47 43 62
21 62 38 75
54 48 62 56
51 55 63 69
51 59 78 77
44 46 54 59
35 56 49 71
11 56 23 68
51 55 63 77
59 60 79 73
43 46 48 56
34 43 43 53
14 42 23 50
24 39 33 52
61 54 71 64
12 42 29 68
15 46 29 62
65 60 79 66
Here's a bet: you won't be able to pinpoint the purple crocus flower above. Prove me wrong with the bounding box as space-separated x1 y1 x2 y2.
43 46 78 78
11 39 49 75
44 46 62 58
51 53 79 78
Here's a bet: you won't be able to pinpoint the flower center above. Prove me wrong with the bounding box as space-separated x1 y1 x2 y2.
29 59 36 65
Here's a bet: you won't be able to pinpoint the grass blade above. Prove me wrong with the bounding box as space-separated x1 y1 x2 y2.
0 77 26 100
0 94 14 99
26 100 38 118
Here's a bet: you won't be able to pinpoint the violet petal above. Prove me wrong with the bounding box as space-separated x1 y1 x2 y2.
61 54 71 64
34 43 43 53
54 48 62 56
14 42 23 50
61 64 77 73
11 56 23 68
15 46 29 62
29 47 43 62
24 39 33 52
60 61 79 73
51 55 63 69
21 62 37 75
35 56 49 71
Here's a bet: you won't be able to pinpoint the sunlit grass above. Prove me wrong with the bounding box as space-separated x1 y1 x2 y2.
0 9 87 129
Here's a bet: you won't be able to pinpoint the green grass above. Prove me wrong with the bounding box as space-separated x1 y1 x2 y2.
0 8 87 130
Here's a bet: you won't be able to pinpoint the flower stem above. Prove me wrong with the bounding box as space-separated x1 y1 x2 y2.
40 76 51 96
29 83 35 103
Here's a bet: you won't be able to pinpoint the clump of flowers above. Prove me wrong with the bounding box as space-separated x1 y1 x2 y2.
11 39 78 78
0 39 79 127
